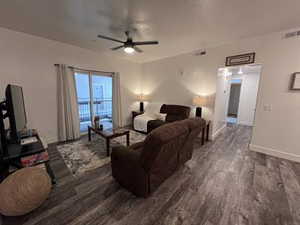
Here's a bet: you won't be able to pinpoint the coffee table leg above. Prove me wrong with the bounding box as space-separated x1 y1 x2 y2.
106 138 110 157
88 126 91 141
206 123 210 141
45 161 56 185
201 127 205 145
126 133 130 146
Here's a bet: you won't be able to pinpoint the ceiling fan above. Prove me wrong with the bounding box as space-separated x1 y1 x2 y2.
97 31 159 54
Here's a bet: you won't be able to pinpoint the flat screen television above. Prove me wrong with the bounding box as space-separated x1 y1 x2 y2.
5 84 27 142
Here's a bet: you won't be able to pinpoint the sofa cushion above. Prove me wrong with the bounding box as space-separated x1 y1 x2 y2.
141 121 189 172
160 104 191 122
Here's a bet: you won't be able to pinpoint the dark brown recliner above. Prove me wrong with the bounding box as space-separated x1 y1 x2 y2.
111 117 205 197
147 104 191 133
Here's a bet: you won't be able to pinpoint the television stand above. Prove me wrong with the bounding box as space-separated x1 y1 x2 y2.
0 133 56 184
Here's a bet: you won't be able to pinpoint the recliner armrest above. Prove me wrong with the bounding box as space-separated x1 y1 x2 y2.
130 141 145 151
111 145 149 197
111 145 140 163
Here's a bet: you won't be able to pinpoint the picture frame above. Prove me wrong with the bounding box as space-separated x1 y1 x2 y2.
225 52 256 66
290 72 300 90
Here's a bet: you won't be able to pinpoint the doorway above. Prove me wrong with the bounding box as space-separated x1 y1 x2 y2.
212 64 262 137
227 80 242 124
74 71 113 133
225 65 261 126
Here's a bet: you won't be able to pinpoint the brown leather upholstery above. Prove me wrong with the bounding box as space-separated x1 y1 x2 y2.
111 117 205 197
160 104 191 122
147 104 191 133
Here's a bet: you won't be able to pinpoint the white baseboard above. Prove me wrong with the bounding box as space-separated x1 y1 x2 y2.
212 124 226 140
45 136 58 145
249 144 300 163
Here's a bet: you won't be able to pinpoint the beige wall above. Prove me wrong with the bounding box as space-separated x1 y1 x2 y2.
0 27 142 143
142 28 300 162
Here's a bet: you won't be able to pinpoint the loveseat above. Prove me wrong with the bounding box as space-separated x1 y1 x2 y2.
111 117 205 197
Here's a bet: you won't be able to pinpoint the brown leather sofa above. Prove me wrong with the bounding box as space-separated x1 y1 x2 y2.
111 117 205 197
147 104 191 133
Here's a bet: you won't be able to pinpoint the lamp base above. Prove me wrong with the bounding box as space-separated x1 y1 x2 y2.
196 107 202 118
140 102 144 112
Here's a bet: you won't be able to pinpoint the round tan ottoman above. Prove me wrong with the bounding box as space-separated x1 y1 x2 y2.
0 167 52 216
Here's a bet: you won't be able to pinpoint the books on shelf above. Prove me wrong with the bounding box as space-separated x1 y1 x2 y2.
21 151 49 167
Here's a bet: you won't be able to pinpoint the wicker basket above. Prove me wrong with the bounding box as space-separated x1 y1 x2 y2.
0 167 52 216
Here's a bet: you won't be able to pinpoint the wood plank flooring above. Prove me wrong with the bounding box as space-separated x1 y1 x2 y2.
2 125 300 225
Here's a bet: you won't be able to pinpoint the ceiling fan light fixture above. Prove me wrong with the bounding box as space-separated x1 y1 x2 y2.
124 47 135 54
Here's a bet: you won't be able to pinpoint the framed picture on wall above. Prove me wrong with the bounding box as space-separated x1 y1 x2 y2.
225 52 255 66
290 72 300 90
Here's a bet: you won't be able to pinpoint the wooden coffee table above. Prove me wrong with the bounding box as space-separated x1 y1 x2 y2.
88 126 130 156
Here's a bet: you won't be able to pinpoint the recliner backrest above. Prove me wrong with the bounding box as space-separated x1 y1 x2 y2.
140 121 189 172
160 104 191 122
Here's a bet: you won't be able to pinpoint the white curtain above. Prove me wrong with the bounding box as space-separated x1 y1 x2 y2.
112 72 122 128
56 64 80 141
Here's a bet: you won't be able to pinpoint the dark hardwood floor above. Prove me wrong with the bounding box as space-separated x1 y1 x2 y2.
2 125 300 225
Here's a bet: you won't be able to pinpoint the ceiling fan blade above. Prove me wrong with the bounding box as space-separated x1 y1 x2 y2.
111 45 124 51
97 34 124 43
133 46 143 53
133 41 159 46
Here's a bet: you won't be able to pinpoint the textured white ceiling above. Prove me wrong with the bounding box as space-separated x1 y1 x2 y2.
1 0 300 63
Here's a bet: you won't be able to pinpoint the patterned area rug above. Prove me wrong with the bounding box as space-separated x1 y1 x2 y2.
57 130 146 177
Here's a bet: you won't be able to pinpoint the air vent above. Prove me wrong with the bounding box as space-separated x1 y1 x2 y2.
284 30 300 39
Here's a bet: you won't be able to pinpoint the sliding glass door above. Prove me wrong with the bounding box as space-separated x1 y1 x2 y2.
74 71 112 133
91 75 113 130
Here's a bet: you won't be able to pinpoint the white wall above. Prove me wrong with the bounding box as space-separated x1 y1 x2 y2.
0 27 142 143
234 72 260 126
142 28 300 162
141 49 218 121
212 70 230 138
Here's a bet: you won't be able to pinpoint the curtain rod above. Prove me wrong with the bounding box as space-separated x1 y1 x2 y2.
54 64 115 74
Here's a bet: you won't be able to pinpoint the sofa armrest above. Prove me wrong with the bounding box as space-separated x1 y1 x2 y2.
111 146 149 197
111 145 140 161
130 141 145 151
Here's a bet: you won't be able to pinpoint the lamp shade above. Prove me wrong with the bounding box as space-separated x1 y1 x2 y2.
193 96 208 107
137 94 149 101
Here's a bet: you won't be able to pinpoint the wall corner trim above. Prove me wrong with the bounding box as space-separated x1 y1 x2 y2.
249 144 300 163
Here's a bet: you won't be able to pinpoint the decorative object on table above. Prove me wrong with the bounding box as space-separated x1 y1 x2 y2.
193 96 208 118
0 167 51 216
137 94 149 112
225 52 255 66
57 130 146 176
290 72 300 90
93 116 103 130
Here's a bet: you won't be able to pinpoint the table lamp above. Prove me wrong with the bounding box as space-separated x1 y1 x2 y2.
193 96 208 118
137 94 148 112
